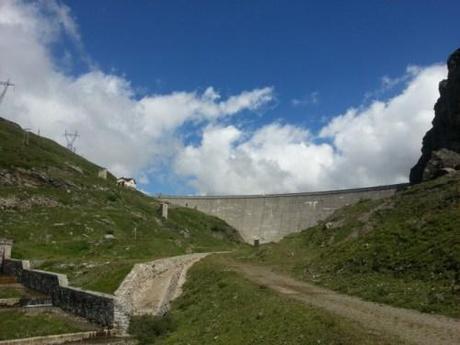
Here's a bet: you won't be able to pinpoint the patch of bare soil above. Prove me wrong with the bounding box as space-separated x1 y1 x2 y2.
231 262 460 345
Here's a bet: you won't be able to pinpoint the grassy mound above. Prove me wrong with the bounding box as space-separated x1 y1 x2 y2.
0 117 241 293
238 174 460 317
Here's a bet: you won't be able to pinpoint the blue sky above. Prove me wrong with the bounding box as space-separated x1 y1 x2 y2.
1 0 459 195
65 0 457 124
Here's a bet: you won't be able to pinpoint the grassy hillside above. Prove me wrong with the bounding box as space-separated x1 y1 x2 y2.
0 117 241 293
237 173 460 317
148 256 404 345
0 309 96 341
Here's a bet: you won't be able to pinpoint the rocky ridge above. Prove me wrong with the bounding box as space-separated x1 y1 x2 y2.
410 48 460 183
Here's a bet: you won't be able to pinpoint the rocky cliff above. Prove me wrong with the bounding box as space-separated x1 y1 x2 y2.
410 48 460 183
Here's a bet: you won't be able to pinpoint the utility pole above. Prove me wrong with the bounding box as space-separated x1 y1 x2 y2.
64 129 79 153
0 79 14 107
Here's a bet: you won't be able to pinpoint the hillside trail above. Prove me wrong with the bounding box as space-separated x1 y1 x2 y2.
229 261 460 345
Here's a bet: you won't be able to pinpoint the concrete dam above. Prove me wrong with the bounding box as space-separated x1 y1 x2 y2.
160 184 407 244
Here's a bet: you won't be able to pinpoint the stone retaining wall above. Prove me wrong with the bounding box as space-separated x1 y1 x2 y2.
56 286 114 327
2 259 30 277
2 258 114 327
20 268 67 293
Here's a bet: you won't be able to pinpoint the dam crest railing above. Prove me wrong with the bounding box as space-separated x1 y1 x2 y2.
157 183 409 200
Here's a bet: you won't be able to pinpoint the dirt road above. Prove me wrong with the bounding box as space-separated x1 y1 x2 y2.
231 262 460 345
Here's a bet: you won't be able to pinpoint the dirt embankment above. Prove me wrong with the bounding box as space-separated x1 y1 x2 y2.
113 253 211 331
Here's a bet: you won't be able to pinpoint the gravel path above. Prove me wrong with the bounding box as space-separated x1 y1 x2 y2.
232 262 460 345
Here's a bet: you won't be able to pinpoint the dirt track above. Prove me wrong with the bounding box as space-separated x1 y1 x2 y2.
231 262 460 345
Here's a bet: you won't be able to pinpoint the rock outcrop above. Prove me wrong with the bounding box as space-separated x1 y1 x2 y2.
420 149 460 181
410 48 460 183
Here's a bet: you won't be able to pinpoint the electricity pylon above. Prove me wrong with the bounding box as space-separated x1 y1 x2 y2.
0 79 14 106
64 130 79 153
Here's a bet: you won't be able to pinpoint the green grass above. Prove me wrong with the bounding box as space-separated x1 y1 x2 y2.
0 310 94 340
0 287 22 299
72 262 134 294
129 314 176 345
0 117 242 294
152 256 404 345
237 174 460 317
0 185 241 294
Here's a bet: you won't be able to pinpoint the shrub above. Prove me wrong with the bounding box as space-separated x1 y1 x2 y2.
128 314 176 345
106 192 119 202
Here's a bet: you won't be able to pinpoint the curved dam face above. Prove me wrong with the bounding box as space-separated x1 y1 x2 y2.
160 184 407 244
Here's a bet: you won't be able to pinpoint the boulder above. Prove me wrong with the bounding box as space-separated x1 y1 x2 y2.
421 149 460 181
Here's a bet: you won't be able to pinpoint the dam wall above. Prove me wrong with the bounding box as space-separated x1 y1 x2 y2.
160 184 407 244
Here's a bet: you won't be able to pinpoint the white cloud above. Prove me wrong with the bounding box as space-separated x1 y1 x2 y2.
319 64 444 188
363 66 420 101
174 123 335 194
291 91 319 107
175 65 445 194
0 0 273 178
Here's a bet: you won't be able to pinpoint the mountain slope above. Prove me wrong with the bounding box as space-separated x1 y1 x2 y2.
0 117 241 293
238 173 460 317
